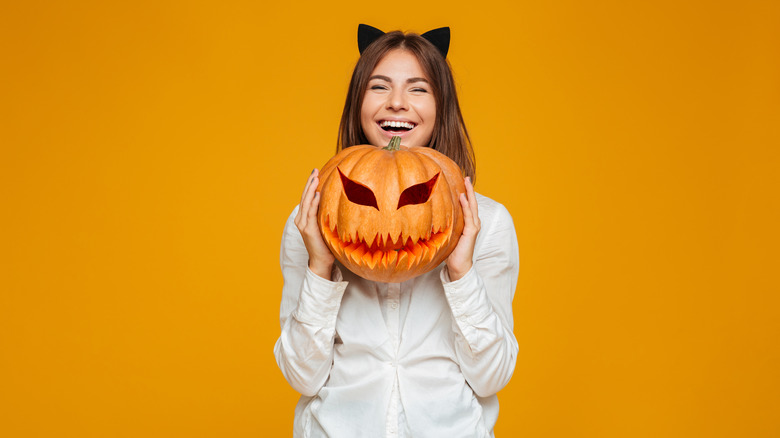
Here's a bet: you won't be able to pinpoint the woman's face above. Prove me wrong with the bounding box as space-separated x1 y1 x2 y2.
360 49 436 148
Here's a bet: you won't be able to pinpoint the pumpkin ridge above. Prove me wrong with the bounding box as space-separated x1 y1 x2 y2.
415 150 452 234
398 148 432 244
319 145 373 181
334 146 375 171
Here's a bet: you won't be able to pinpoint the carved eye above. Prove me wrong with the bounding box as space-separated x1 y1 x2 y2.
338 167 379 210
397 173 439 209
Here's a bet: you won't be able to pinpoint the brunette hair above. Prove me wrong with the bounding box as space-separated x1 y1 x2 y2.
337 30 476 182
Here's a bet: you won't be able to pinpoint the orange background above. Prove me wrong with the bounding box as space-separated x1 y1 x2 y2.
2 1 779 436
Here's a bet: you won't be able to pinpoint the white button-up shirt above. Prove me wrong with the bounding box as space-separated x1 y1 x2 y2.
274 193 519 437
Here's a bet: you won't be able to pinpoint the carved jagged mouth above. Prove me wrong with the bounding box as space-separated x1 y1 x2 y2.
322 215 451 270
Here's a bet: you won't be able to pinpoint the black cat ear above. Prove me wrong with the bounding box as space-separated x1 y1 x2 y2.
358 24 385 54
421 27 450 58
358 24 451 58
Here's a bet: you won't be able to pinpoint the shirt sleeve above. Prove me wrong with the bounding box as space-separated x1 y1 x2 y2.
273 207 348 397
440 201 520 397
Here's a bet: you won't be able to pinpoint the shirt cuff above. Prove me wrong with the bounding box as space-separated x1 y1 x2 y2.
293 266 349 326
440 265 493 325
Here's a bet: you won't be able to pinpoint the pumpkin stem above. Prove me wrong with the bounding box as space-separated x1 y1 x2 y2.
383 136 402 151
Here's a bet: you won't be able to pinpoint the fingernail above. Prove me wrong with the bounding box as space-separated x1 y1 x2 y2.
311 169 316 175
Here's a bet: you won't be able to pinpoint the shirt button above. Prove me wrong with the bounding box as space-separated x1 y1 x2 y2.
390 302 398 309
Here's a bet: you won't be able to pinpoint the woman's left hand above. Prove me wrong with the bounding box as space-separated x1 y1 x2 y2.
446 177 480 281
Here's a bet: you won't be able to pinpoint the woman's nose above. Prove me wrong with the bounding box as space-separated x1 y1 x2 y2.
386 89 408 111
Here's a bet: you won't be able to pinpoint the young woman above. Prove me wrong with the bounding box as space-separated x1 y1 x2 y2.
274 25 520 437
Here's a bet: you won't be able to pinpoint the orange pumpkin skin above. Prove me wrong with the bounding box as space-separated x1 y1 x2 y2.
316 137 465 283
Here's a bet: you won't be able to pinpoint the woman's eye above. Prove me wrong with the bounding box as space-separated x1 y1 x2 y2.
411 88 427 93
370 85 388 90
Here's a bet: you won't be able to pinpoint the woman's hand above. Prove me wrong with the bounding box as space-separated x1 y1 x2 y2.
294 169 335 280
446 177 480 281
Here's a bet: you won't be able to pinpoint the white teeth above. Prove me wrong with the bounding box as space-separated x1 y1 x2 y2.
380 120 416 129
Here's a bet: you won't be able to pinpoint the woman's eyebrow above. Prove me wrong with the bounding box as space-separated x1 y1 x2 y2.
368 75 429 84
368 75 391 82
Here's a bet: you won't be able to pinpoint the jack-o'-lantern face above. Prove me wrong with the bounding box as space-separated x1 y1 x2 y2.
317 136 465 283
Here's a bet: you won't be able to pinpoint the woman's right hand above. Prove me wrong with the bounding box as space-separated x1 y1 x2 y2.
294 169 335 280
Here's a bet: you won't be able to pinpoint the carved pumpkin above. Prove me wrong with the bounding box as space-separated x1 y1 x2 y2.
317 136 465 283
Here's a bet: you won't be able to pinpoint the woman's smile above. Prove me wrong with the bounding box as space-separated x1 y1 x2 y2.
375 118 418 140
378 119 417 131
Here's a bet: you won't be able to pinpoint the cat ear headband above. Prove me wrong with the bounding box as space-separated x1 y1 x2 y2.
357 24 450 58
